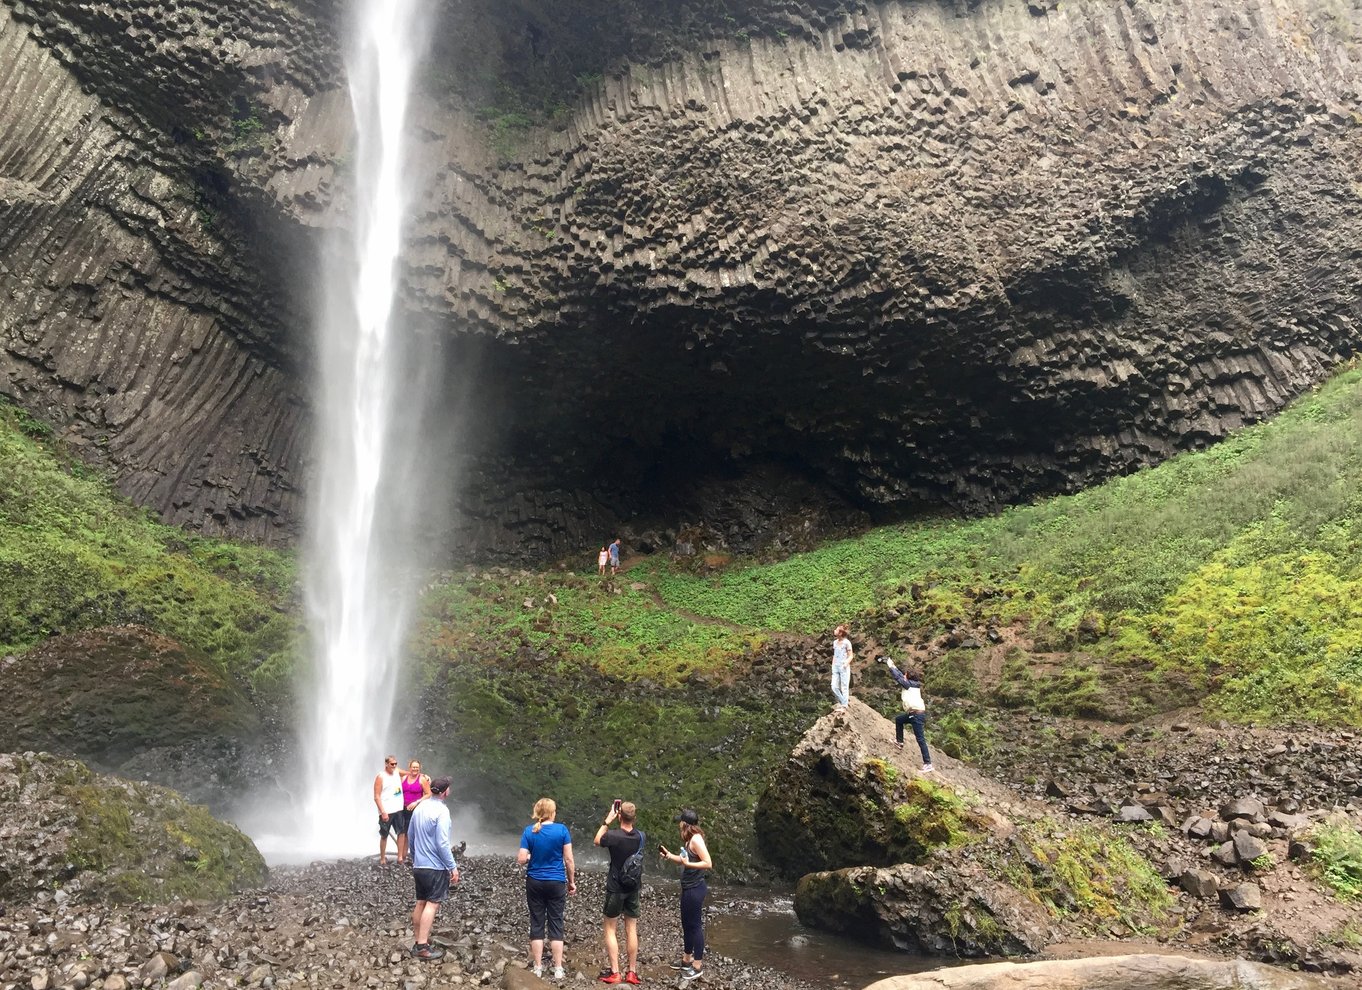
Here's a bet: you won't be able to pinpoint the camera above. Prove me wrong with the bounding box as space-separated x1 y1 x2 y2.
876 656 890 665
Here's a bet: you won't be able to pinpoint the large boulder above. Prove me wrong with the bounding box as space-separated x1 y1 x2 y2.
0 752 267 903
795 860 1055 957
755 699 998 878
861 954 1334 990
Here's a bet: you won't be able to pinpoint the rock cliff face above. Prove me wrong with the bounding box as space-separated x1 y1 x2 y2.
2 0 1361 557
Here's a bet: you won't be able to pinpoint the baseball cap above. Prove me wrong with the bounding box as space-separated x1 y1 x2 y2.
430 776 451 795
673 808 699 826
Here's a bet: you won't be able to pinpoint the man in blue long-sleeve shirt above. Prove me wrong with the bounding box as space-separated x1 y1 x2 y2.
409 776 460 960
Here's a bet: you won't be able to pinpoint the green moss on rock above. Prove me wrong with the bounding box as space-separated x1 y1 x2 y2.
0 752 266 903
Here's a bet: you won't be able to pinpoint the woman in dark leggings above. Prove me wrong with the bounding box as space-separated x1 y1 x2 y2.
517 797 577 979
660 808 713 981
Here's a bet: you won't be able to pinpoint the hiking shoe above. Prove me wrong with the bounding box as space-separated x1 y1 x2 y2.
411 943 445 961
625 972 642 985
922 763 936 773
600 972 622 984
681 966 704 981
553 966 566 980
667 961 689 971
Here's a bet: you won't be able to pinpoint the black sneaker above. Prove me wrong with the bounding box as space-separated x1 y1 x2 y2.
667 961 689 971
680 966 703 981
412 943 446 961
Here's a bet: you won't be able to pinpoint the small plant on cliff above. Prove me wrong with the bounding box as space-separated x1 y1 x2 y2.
1309 815 1362 901
887 778 983 861
1000 821 1173 933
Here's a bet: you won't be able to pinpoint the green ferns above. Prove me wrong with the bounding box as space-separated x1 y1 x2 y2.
1309 815 1362 901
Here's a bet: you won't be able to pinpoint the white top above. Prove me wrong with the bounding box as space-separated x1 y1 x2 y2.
832 637 852 666
379 769 404 813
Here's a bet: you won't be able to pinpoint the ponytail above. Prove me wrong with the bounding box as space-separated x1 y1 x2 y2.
531 797 556 833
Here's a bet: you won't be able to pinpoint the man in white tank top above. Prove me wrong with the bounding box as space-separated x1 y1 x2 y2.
374 755 406 865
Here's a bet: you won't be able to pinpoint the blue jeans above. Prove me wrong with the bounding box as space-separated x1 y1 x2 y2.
830 664 850 706
896 711 931 765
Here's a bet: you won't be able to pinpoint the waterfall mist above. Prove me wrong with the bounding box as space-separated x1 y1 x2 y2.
266 0 433 860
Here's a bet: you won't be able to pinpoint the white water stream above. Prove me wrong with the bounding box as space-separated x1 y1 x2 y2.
260 0 430 861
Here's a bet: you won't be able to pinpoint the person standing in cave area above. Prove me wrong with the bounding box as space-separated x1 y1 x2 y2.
374 755 405 866
609 537 622 575
830 624 854 710
598 545 610 575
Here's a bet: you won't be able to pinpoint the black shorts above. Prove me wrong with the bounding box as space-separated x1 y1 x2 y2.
603 885 641 919
414 868 451 903
379 813 399 839
390 808 411 836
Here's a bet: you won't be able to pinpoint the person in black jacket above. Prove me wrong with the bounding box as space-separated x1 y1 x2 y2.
879 656 935 772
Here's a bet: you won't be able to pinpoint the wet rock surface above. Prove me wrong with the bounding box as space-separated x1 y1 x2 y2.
862 954 1336 990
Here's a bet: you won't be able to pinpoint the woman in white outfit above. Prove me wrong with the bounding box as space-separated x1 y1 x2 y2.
830 625 853 709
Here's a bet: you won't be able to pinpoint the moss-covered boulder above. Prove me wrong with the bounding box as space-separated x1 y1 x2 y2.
755 699 994 877
0 752 267 903
794 858 1055 957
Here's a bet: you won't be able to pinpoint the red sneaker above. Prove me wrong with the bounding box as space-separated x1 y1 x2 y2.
625 972 641 985
599 972 622 984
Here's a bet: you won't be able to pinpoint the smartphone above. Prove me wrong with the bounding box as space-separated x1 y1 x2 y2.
613 798 622 811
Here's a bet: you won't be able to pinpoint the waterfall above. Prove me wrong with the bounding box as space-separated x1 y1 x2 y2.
291 0 428 859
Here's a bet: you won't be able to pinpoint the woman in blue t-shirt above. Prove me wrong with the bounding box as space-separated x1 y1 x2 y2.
518 797 577 978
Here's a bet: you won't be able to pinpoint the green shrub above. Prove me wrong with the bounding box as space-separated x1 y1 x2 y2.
1310 815 1362 901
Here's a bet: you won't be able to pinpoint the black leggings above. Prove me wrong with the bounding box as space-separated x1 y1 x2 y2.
680 881 708 960
526 877 567 941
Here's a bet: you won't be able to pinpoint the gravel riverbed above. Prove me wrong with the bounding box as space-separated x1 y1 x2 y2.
2 855 826 990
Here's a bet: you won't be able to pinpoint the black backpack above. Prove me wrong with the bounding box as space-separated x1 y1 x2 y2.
616 829 646 892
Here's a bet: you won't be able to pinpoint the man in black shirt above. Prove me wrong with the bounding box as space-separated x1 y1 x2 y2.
594 800 645 984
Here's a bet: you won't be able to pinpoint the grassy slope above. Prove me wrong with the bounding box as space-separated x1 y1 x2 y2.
431 368 1362 726
6 368 1362 871
0 399 299 691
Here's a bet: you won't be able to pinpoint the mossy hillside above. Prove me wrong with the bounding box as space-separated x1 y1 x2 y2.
0 399 299 691
996 820 1176 935
0 752 266 903
0 627 260 762
415 656 826 878
422 368 1362 727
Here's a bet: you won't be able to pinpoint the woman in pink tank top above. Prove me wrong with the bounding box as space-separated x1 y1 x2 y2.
403 760 432 810
391 760 431 865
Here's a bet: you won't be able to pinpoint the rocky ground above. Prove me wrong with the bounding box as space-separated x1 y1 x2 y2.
0 856 818 990
772 700 1362 979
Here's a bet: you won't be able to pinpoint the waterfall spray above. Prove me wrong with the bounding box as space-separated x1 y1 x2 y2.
292 0 428 859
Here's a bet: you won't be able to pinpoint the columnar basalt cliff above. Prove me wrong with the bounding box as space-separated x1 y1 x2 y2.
1 0 1360 558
